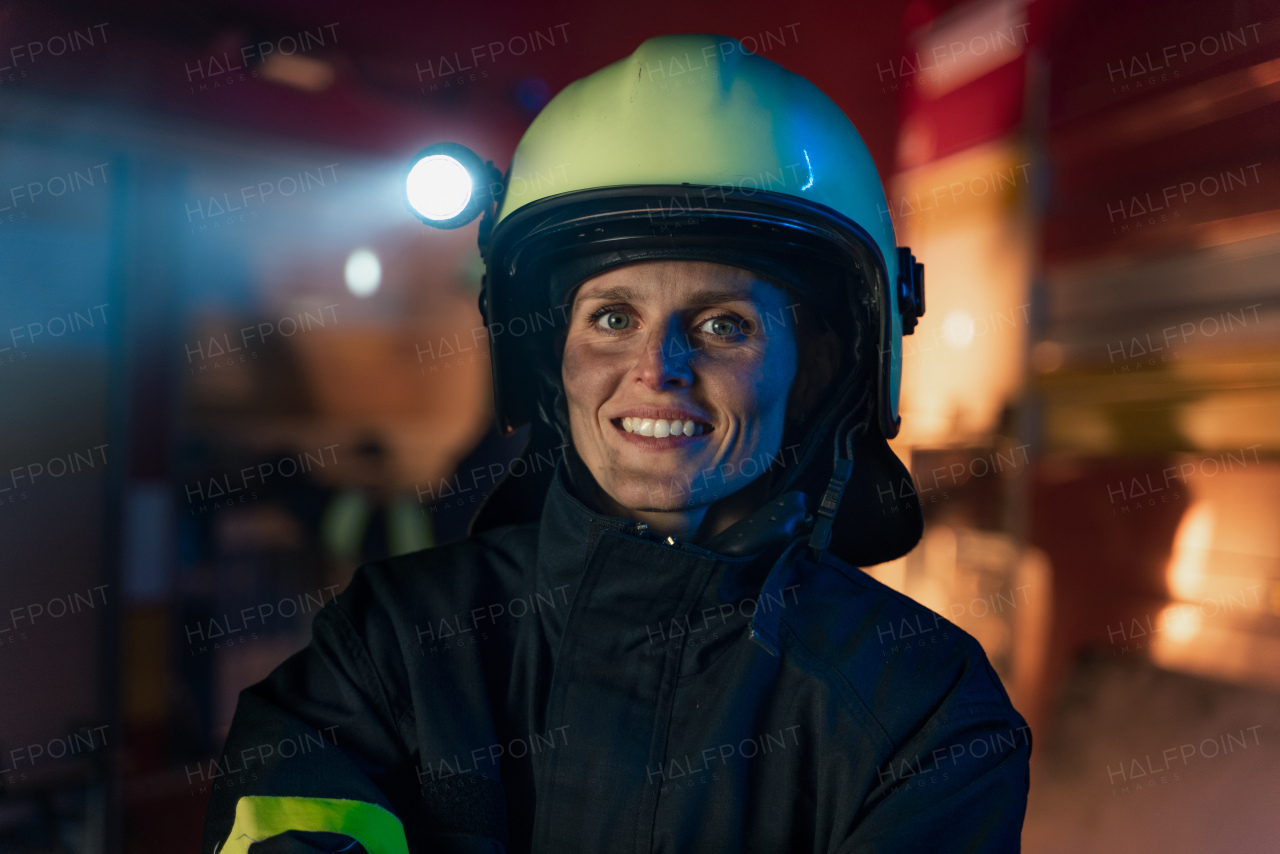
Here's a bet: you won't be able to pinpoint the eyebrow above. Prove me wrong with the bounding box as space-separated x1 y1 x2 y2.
576 285 755 307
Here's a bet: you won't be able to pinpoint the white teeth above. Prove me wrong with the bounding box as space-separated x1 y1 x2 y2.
620 416 706 437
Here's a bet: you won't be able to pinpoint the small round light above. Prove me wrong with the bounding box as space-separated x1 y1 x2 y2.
403 143 499 230
406 155 474 221
345 248 381 297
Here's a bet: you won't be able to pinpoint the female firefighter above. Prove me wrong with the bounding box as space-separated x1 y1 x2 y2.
203 33 1030 854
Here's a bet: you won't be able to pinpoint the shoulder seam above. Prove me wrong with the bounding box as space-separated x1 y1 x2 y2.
321 602 415 756
819 553 953 618
489 522 535 550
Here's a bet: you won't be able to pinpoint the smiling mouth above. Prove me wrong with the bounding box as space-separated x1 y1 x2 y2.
612 417 712 439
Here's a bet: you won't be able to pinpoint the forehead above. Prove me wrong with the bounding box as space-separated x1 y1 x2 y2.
571 260 788 307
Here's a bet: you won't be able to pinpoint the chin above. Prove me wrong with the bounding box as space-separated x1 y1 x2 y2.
606 470 735 514
608 479 688 512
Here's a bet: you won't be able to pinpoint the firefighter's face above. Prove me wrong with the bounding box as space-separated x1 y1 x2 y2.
561 260 805 528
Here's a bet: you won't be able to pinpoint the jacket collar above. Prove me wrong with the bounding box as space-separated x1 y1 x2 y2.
533 448 812 654
541 445 811 560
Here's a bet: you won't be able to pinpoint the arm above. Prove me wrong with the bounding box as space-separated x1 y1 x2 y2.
202 574 419 854
838 671 1032 853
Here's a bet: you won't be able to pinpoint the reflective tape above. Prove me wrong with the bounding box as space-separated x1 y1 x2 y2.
220 796 408 854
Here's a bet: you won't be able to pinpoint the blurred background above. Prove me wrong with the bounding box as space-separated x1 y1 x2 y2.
1 0 1278 851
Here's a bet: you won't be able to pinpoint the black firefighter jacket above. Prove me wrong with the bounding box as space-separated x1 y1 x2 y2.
202 457 1032 854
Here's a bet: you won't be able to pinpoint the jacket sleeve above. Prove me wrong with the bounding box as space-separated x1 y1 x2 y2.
201 570 422 854
836 662 1032 854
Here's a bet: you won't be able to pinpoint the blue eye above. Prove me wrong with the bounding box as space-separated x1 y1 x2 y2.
699 316 742 336
595 310 630 330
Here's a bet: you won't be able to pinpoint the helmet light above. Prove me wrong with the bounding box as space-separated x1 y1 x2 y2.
404 142 503 230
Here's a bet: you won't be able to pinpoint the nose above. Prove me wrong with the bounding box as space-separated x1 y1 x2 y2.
634 316 694 390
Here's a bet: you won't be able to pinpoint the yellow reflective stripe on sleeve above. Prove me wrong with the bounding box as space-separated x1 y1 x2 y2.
220 795 409 854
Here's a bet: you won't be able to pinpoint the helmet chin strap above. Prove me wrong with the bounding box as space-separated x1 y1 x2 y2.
804 399 867 561
806 456 853 562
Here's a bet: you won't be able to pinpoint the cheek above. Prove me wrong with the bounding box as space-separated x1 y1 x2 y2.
706 348 794 425
561 342 620 414
768 336 800 400
747 340 798 414
755 365 796 423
